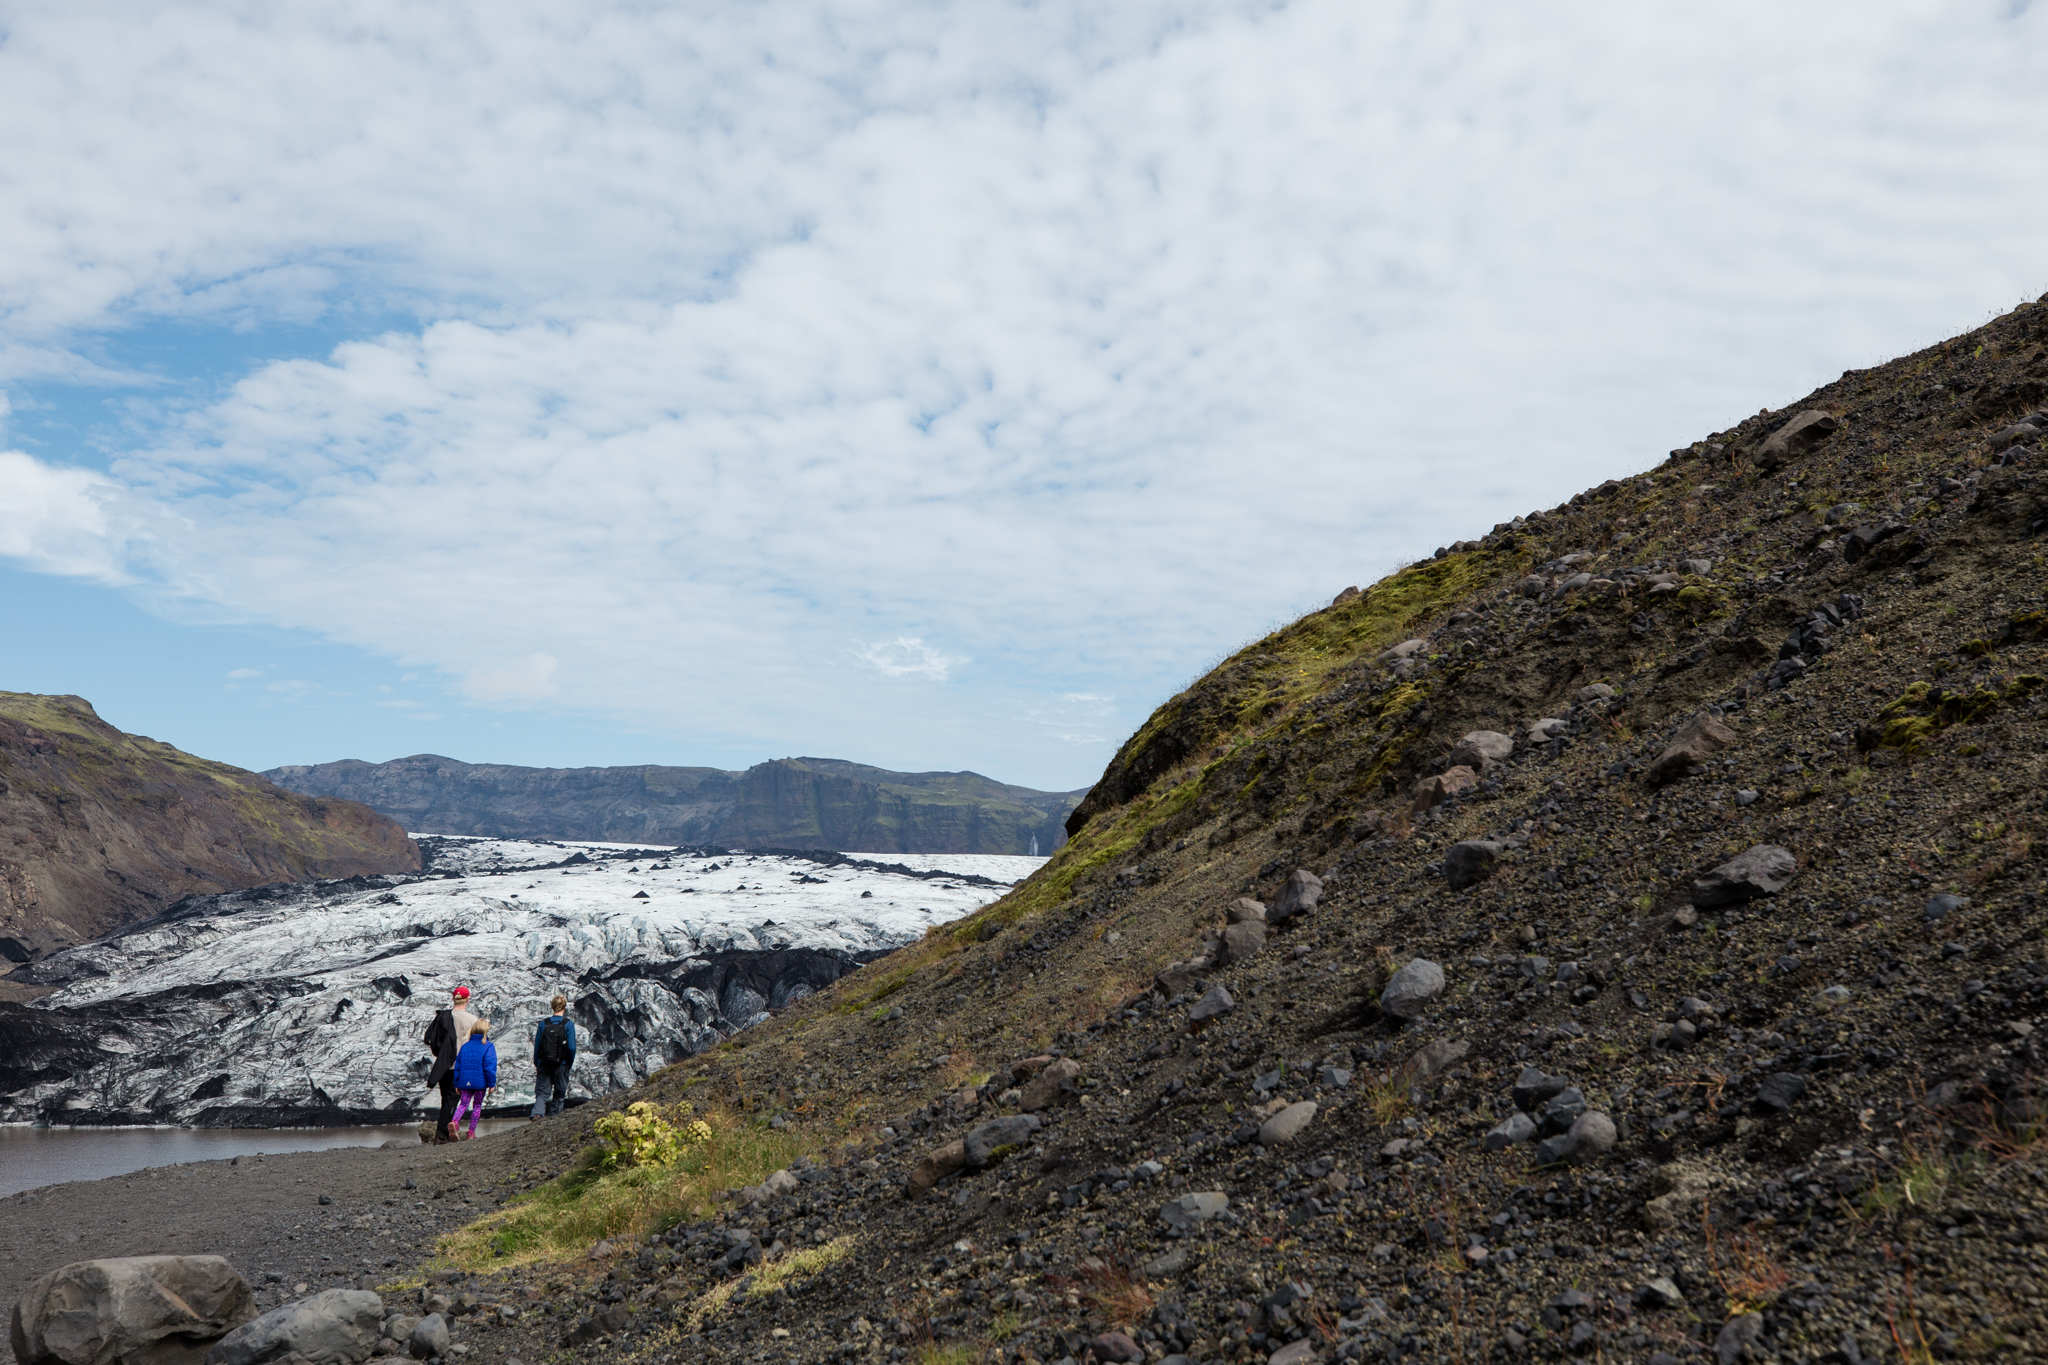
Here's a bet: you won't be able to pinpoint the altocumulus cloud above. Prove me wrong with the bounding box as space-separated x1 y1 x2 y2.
0 1 2046 788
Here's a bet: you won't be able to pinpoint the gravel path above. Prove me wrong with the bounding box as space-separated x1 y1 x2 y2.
0 1119 591 1365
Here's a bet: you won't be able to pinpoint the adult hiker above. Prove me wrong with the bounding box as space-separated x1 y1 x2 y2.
531 993 577 1119
424 985 479 1143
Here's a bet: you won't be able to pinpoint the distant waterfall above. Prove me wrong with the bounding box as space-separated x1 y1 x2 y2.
1029 834 1039 857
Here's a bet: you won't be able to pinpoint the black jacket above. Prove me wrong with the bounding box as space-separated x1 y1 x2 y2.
424 1009 459 1089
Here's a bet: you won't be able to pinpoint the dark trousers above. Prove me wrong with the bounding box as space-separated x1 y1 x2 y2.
436 1075 457 1139
533 1063 570 1117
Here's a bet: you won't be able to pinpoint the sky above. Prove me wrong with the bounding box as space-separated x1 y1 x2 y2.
3 2 2047 793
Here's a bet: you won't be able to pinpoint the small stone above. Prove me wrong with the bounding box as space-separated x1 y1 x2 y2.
1754 1073 1807 1113
1158 1192 1229 1230
1511 1067 1568 1112
409 1314 450 1361
1443 841 1503 891
1401 1039 1469 1081
1221 920 1267 964
1670 1019 1697 1050
1228 898 1267 923
1671 906 1698 930
1636 1277 1684 1309
1267 1341 1318 1365
1822 985 1851 1005
1576 683 1615 704
1187 986 1235 1024
1483 1112 1537 1151
1411 765 1479 812
1317 1065 1352 1088
1379 959 1445 1019
908 1141 968 1197
1539 1087 1587 1135
1269 869 1325 923
1565 1112 1616 1165
1446 730 1514 772
1924 893 1966 922
1691 845 1798 908
1019 1057 1083 1110
1648 712 1739 786
1258 1101 1319 1146
1088 1331 1143 1363
317 1194 333 1206
1532 1133 1576 1167
1141 1246 1189 1278
1715 1313 1764 1365
1735 789 1759 806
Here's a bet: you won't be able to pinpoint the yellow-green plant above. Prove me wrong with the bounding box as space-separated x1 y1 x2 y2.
595 1100 710 1170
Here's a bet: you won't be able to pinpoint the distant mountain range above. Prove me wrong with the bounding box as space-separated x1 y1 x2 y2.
0 693 417 967
264 754 1088 856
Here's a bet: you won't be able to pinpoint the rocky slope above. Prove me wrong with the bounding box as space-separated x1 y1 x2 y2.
345 295 2048 1365
0 693 418 967
265 754 1086 857
0 837 1036 1127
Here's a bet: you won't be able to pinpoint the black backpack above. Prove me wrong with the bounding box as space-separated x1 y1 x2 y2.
536 1016 569 1066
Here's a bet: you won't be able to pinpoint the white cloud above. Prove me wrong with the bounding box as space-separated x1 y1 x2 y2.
462 653 559 704
226 668 262 678
1 2 2046 787
857 637 967 681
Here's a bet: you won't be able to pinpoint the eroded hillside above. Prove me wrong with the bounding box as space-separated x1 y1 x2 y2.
0 693 419 968
398 296 2048 1365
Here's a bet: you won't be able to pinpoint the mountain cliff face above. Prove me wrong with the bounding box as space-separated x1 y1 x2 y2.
0 693 419 965
450 296 2048 1363
265 753 1085 856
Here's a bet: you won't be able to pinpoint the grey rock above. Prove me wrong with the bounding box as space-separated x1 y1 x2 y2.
1754 1073 1807 1113
908 1140 968 1197
1401 1039 1468 1081
1691 845 1797 908
1575 683 1615 704
1671 906 1698 930
1380 638 1427 663
963 1115 1040 1167
1227 898 1267 924
1681 558 1714 575
1379 959 1445 1019
1221 920 1267 964
1735 789 1759 806
1317 1065 1352 1088
1158 1192 1229 1230
1269 869 1324 924
11 1257 256 1365
1532 1133 1576 1167
1140 1247 1189 1279
1670 1019 1697 1050
1843 520 1906 563
1823 502 1862 525
1565 1112 1616 1165
1715 1313 1764 1365
1187 985 1235 1024
1087 1331 1142 1363
1483 1112 1537 1151
1443 841 1502 891
1267 1341 1318 1365
206 1291 383 1365
1528 717 1567 739
1924 893 1965 922
1445 731 1514 772
406 1316 448 1362
1411 766 1478 812
1518 575 1548 597
1636 1277 1684 1309
1258 1101 1318 1146
1511 1066 1568 1112
1539 1087 1587 1136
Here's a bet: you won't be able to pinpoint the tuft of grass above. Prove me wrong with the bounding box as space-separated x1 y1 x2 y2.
436 1104 810 1273
685 1236 856 1329
1704 1200 1790 1315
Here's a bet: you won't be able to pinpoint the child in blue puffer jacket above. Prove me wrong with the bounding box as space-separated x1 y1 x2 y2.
450 1019 498 1140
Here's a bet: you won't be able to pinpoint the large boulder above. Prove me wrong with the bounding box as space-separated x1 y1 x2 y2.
204 1291 382 1365
1443 841 1502 891
1756 409 1838 470
1691 845 1798 908
1647 712 1738 786
1220 920 1266 964
908 1140 968 1197
1445 731 1513 772
11 1257 256 1365
1379 959 1445 1020
1268 869 1324 924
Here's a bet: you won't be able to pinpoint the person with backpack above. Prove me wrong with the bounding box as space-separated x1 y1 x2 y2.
531 994 576 1119
423 985 479 1143
450 1018 498 1140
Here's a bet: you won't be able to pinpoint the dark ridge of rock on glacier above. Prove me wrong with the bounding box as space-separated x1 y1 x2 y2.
265 753 1088 856
0 692 419 965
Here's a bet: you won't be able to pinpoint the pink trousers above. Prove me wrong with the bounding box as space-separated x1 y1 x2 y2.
453 1089 487 1135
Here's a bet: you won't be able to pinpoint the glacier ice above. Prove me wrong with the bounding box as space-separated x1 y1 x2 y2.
0 837 1036 1127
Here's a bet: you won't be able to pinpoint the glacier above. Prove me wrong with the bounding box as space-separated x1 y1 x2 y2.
0 837 1038 1127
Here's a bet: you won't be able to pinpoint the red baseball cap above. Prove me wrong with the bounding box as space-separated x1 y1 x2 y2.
452 986 470 999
